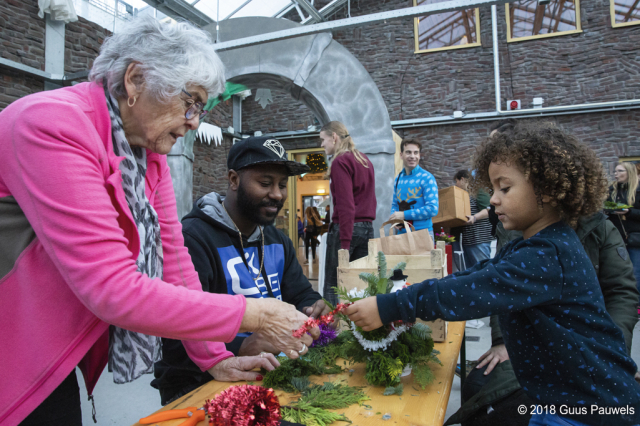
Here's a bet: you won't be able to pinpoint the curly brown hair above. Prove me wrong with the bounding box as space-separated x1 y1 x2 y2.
471 121 608 228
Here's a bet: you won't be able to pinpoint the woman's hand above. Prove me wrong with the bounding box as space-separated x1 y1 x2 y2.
345 297 382 331
613 209 629 215
207 354 280 382
476 344 509 375
465 215 476 225
240 298 316 359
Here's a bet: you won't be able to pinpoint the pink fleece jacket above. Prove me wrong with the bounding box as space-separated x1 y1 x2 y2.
0 82 246 425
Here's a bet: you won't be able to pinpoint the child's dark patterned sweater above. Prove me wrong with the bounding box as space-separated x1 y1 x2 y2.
377 222 640 426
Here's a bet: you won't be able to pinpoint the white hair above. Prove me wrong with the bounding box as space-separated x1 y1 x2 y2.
89 15 225 102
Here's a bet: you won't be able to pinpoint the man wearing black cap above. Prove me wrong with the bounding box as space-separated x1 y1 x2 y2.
152 137 329 405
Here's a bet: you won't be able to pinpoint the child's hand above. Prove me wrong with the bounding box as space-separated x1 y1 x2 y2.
345 297 383 331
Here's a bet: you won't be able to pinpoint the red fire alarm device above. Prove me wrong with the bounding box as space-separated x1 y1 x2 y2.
507 100 521 111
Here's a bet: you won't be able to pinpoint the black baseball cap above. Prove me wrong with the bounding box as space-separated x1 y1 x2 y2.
227 136 310 176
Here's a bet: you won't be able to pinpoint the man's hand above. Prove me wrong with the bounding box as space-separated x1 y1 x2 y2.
389 211 405 222
207 354 280 382
613 209 629 215
303 299 331 319
237 333 280 357
303 299 338 329
476 344 509 375
345 297 383 331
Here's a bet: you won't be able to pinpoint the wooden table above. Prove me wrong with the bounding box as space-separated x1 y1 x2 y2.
132 321 465 426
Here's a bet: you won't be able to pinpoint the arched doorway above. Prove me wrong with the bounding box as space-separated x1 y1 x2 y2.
169 16 396 235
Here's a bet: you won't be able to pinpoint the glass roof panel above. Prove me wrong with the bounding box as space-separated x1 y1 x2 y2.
195 0 293 21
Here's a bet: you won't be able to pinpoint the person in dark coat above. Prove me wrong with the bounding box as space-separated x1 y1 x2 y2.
606 162 640 301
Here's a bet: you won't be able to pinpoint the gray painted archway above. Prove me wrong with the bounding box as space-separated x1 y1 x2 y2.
169 17 395 235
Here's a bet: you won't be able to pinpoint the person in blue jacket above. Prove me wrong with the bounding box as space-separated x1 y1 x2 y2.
347 122 640 426
389 138 439 238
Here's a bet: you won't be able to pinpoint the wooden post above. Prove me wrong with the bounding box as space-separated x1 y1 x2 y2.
430 248 443 269
338 249 350 268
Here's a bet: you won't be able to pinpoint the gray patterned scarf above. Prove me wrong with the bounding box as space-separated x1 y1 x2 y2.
104 87 163 384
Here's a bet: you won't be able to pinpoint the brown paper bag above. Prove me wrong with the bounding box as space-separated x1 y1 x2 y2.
375 220 434 256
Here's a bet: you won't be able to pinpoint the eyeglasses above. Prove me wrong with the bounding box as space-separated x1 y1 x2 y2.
181 89 209 120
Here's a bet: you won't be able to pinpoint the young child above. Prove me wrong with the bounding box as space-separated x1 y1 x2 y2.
346 122 640 426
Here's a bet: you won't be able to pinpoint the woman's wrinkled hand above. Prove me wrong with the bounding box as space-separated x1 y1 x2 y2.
476 344 509 375
207 354 280 382
345 297 382 331
241 298 316 360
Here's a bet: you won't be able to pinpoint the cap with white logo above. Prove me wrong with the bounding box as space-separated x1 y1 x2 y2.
227 136 311 176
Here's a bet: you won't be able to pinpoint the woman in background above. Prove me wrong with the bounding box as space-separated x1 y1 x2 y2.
319 121 376 305
607 162 640 304
304 206 323 264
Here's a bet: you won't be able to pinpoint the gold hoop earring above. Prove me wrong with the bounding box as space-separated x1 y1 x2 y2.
127 96 137 107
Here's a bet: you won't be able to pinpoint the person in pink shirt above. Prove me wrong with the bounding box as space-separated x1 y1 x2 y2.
319 121 377 306
0 16 314 426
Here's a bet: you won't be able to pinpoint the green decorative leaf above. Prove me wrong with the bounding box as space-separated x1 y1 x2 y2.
377 277 388 295
383 383 404 396
377 251 388 280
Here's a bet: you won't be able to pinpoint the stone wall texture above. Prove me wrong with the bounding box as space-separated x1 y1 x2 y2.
0 0 46 109
237 0 640 189
65 17 112 74
192 134 234 201
0 1 112 110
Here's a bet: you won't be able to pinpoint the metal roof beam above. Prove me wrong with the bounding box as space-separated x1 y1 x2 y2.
140 0 212 27
295 0 325 24
301 0 348 24
224 0 253 20
214 0 510 51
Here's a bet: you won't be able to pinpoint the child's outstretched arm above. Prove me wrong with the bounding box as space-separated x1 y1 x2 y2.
369 238 565 325
345 297 382 331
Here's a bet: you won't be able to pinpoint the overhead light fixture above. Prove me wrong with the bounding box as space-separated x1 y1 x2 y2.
317 189 326 194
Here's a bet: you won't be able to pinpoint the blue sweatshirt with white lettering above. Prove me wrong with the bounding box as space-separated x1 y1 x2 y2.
377 222 640 426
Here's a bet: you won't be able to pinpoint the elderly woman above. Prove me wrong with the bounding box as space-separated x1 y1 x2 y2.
0 16 314 426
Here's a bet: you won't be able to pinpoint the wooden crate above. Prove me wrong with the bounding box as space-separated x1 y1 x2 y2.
337 240 448 342
432 185 471 229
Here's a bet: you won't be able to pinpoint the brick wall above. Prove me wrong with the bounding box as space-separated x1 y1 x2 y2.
235 0 640 189
399 111 640 189
65 17 112 74
0 4 112 110
242 90 317 134
0 0 46 109
192 134 234 200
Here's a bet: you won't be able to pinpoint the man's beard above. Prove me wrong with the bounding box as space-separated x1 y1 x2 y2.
236 183 284 227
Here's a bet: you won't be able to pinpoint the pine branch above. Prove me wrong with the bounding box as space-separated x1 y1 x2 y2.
281 403 351 426
410 323 432 340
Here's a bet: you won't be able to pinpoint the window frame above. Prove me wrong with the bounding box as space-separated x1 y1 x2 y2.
610 0 640 28
413 0 482 54
505 0 583 43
